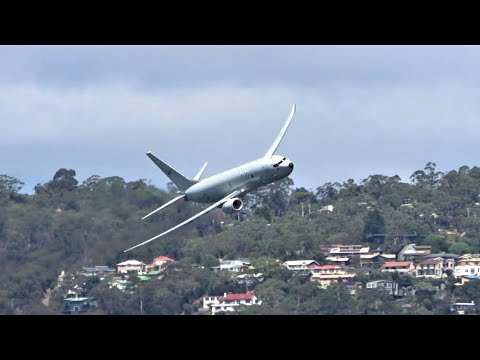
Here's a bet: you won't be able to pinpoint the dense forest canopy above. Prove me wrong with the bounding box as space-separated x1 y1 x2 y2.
1 162 480 314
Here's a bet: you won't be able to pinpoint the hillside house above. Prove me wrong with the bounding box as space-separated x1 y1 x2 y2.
117 260 145 274
381 261 415 275
212 259 251 272
283 260 320 271
360 252 396 267
309 266 356 289
398 244 432 261
63 297 97 313
203 291 262 315
366 280 404 297
328 245 370 257
81 266 116 277
454 258 480 278
416 258 444 278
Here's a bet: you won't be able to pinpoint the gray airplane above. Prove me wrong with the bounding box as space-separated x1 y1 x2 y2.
125 104 296 252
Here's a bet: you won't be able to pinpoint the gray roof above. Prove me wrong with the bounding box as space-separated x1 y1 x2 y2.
425 252 459 259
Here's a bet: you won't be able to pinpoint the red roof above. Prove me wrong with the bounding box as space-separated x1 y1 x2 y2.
309 265 341 270
222 291 255 301
382 261 412 268
153 256 175 262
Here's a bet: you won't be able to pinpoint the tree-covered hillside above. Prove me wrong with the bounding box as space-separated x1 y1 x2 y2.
1 162 480 314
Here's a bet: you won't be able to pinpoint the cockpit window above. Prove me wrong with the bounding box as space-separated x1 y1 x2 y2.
274 158 287 167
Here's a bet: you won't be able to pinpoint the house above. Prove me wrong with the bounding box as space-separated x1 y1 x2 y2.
203 291 262 315
309 266 356 289
454 258 480 278
81 266 116 277
366 280 404 297
328 245 370 257
283 260 320 271
63 297 97 313
450 301 475 315
153 256 175 267
57 271 65 286
212 259 251 272
344 281 363 295
320 205 334 213
458 254 480 261
457 257 480 266
235 273 264 285
425 252 459 260
116 260 145 274
360 252 396 267
309 264 343 274
381 261 415 275
109 279 133 291
325 256 350 265
416 258 444 278
398 244 432 261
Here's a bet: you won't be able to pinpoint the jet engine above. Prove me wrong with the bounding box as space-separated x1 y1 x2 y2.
221 198 243 214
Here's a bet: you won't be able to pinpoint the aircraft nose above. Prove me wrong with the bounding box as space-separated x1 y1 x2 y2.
288 162 294 169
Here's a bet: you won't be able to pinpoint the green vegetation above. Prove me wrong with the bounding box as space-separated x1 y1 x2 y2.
1 162 480 314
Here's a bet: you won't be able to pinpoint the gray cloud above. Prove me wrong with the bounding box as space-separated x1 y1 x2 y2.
1 45 480 194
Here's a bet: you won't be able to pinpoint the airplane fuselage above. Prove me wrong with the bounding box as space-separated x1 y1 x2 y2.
184 155 294 203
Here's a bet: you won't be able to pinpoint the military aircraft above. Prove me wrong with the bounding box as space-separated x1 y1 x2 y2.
125 104 296 252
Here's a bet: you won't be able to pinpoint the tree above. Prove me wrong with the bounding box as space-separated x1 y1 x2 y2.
0 175 24 192
363 208 385 240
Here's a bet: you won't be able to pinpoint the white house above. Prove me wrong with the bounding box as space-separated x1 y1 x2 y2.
450 301 475 315
116 260 145 274
283 260 320 271
320 205 334 213
366 280 404 297
212 259 250 272
454 258 480 278
329 245 370 257
203 291 262 315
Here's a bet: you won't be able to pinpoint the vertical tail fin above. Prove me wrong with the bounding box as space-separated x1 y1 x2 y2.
146 152 197 191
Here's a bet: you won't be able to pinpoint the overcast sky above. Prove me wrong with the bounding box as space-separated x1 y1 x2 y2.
1 45 480 193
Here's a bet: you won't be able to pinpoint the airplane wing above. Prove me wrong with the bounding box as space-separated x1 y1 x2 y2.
124 190 242 252
141 194 185 220
264 104 296 157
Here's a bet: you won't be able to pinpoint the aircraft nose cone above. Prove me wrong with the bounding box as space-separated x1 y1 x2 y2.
289 162 294 169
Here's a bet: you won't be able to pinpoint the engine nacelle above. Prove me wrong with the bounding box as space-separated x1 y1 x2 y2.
221 198 243 214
